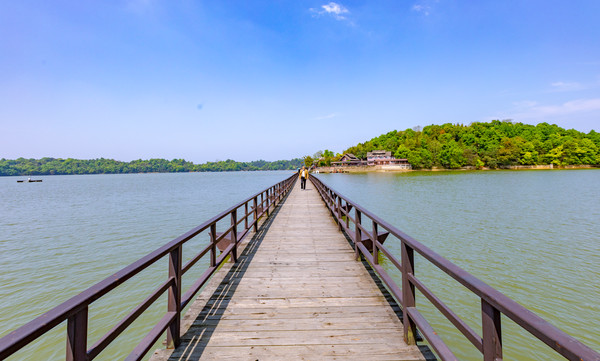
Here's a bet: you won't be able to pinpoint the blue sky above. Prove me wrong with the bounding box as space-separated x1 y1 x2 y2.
1 1 599 162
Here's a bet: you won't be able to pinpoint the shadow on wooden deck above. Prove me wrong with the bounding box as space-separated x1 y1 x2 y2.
162 190 286 360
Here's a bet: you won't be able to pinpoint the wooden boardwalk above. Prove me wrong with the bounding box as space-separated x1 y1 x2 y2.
151 180 431 361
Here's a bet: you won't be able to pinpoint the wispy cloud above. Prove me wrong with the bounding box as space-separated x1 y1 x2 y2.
412 0 438 16
550 81 586 92
313 112 341 120
507 98 600 120
310 2 350 21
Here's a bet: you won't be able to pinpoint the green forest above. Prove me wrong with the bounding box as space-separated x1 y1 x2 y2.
0 157 304 176
335 120 600 169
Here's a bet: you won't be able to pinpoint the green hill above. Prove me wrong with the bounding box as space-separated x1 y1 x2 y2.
341 121 600 169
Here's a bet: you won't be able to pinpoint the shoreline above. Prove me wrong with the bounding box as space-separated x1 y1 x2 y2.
315 164 600 173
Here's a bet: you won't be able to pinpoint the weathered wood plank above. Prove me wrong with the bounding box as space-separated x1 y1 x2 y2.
196 296 396 308
184 317 404 331
192 306 404 322
164 344 432 361
180 328 406 345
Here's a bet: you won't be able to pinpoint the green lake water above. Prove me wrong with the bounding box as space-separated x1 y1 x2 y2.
1 169 598 360
0 171 295 360
317 169 599 360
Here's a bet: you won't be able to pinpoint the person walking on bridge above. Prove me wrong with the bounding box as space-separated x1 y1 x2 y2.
299 166 309 190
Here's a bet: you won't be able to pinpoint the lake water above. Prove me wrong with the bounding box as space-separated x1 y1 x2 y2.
0 171 295 360
1 170 598 360
317 169 599 360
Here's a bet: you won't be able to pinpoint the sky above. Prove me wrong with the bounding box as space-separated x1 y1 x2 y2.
1 1 600 163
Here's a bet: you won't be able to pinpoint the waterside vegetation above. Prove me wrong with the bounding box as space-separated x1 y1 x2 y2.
325 120 600 169
0 157 304 176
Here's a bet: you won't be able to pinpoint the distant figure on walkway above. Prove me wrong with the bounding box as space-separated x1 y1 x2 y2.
300 166 309 190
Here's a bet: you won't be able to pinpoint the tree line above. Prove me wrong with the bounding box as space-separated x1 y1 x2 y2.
0 157 304 176
336 121 599 169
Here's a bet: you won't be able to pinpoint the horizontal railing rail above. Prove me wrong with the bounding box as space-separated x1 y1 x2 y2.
310 175 599 361
0 173 297 361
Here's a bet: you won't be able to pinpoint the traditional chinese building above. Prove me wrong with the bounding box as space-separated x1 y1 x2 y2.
332 153 367 167
367 150 411 168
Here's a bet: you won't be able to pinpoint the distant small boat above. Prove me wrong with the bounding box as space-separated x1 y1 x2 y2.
17 178 42 183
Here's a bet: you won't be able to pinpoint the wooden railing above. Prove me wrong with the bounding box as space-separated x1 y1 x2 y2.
310 175 599 361
0 173 297 361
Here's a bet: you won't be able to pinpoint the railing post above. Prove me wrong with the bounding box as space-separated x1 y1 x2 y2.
253 197 258 232
336 196 342 231
210 224 217 267
231 210 238 263
372 220 379 265
66 307 88 361
166 245 182 348
266 189 270 216
482 299 503 361
244 202 249 230
333 195 338 217
345 202 350 229
354 209 362 260
401 241 417 345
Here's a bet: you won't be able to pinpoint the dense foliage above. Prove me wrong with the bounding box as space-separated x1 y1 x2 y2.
342 121 600 169
0 157 304 176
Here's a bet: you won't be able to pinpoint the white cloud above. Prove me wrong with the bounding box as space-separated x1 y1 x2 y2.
412 0 438 16
323 3 348 17
412 5 431 16
508 98 600 120
550 81 585 92
310 2 350 21
313 113 341 120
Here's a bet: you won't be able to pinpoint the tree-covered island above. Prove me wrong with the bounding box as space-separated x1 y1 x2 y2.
314 120 600 169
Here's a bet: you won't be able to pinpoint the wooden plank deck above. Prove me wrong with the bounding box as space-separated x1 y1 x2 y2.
151 179 432 361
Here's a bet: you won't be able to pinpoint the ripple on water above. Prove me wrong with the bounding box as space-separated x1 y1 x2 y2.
319 170 600 359
1 172 295 360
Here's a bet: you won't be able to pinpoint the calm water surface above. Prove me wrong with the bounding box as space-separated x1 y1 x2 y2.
318 169 599 360
1 170 598 360
0 171 295 360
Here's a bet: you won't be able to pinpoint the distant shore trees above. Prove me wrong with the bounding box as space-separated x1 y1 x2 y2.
0 157 304 176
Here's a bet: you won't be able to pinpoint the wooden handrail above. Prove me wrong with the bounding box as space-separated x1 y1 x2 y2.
0 173 297 360
310 175 599 361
